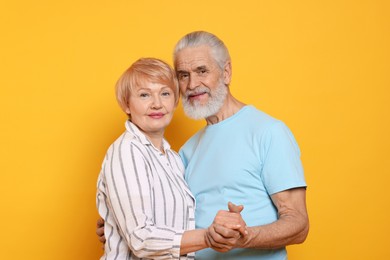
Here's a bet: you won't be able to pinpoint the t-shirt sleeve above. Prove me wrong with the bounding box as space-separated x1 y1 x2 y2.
178 147 188 168
260 121 307 195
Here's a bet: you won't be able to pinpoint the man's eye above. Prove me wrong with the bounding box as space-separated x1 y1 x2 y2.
179 74 189 80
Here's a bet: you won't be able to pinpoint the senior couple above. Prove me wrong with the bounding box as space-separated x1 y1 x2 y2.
96 31 309 260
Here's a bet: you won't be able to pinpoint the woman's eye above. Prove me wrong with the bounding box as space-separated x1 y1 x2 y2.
162 92 171 96
140 93 149 98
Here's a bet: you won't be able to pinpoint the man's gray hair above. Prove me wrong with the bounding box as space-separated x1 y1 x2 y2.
173 31 231 70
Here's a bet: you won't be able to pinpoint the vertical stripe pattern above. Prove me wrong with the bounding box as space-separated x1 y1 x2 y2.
97 121 195 260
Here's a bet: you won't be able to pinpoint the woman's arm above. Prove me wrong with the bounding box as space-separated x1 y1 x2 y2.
180 221 244 255
181 202 247 254
103 141 186 259
180 229 208 255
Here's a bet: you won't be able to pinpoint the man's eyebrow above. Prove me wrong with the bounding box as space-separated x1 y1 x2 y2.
176 70 188 74
195 65 207 71
176 65 208 74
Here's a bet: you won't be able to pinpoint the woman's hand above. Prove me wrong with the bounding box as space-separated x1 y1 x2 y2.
204 202 248 252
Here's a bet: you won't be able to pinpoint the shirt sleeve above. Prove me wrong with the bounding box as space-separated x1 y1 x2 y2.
260 121 307 195
103 138 184 259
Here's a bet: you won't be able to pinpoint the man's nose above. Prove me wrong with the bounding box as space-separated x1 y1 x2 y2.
188 74 200 90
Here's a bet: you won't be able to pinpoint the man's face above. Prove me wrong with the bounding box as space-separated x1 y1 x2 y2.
175 45 229 119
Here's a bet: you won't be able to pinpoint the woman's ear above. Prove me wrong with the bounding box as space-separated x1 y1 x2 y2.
125 107 131 115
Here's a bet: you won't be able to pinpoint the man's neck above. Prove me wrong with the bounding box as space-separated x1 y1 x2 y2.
205 94 246 125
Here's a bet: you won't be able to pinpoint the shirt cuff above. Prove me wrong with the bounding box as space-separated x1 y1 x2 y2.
172 230 185 259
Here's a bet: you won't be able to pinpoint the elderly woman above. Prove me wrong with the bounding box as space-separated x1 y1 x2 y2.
96 58 244 260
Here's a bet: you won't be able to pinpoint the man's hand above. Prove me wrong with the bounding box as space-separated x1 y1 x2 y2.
205 202 248 252
96 218 106 247
218 202 248 237
205 223 241 252
228 201 243 213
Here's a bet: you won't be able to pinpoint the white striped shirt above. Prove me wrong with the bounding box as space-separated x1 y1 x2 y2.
97 121 196 260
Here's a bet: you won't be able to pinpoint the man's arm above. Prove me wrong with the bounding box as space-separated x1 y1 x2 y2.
213 187 309 249
244 187 309 249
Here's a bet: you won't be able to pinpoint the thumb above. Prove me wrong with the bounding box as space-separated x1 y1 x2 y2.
228 201 244 213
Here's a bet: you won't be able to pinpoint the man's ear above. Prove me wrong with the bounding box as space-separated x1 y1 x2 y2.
223 61 232 85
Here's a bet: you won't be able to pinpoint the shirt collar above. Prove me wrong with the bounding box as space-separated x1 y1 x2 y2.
125 120 171 152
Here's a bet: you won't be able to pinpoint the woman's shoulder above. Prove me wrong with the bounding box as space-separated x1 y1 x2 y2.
107 131 146 155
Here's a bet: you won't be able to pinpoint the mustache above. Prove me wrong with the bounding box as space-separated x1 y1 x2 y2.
184 86 210 98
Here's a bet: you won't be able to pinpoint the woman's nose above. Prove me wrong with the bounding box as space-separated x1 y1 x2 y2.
151 96 162 109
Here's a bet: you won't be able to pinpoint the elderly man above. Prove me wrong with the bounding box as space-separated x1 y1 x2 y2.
98 31 309 259
173 31 308 259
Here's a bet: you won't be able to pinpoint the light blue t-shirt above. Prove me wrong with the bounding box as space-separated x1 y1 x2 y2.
179 105 306 260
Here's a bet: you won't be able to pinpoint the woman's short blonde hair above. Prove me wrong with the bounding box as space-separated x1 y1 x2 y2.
115 58 179 116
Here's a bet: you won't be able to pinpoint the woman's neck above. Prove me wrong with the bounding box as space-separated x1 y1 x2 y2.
143 130 165 153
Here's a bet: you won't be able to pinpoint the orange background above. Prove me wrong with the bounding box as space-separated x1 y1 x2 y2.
1 0 389 259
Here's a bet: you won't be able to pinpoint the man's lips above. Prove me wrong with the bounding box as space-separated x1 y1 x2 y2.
148 113 165 119
188 92 208 100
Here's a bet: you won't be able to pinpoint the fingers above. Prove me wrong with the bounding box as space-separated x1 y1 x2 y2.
229 221 248 237
98 233 106 244
97 217 105 228
213 224 241 239
228 202 244 213
96 218 106 244
227 202 248 236
217 220 247 237
214 208 248 237
96 224 105 237
206 224 240 252
97 229 106 243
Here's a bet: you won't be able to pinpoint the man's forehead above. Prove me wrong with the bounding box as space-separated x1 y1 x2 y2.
175 46 215 69
176 58 210 70
176 56 218 73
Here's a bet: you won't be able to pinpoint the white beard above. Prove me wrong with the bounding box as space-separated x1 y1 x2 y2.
182 81 228 120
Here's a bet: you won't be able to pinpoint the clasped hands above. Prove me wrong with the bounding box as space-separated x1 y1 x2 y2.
96 201 249 253
204 202 248 253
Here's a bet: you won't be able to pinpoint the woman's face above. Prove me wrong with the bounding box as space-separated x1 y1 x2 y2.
126 81 176 137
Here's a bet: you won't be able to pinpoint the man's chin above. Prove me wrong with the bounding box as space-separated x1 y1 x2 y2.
183 103 209 120
183 110 206 120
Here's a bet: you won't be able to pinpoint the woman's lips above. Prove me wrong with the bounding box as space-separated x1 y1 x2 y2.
149 113 164 119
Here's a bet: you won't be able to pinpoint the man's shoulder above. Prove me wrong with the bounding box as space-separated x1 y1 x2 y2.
239 105 282 130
